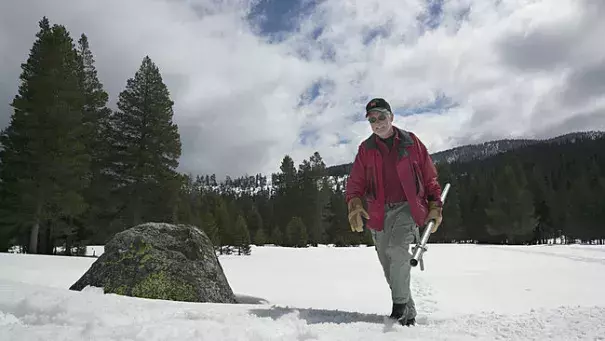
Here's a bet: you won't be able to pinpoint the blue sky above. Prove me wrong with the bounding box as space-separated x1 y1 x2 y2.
249 0 447 35
0 0 603 178
248 0 317 37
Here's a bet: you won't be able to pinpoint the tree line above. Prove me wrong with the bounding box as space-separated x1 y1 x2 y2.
184 132 605 251
1 17 603 257
432 134 605 245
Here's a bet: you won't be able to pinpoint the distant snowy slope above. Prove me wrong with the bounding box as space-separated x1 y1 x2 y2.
430 131 605 164
326 131 605 176
1 244 605 340
430 139 535 164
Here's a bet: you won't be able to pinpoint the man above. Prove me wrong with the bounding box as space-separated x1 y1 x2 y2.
345 98 443 326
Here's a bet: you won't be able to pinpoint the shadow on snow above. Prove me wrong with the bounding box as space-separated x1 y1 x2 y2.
235 293 270 305
248 305 390 325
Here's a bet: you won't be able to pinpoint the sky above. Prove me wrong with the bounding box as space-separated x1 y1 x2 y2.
0 0 604 179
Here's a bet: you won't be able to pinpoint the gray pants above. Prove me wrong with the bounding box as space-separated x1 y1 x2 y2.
370 202 419 318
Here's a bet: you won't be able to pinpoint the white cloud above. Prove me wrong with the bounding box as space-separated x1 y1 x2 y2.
283 0 605 151
1 0 604 180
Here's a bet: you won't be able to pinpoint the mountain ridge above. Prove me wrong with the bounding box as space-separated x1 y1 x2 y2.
326 130 605 177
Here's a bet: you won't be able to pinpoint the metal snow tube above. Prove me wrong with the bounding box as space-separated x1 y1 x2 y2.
410 182 451 270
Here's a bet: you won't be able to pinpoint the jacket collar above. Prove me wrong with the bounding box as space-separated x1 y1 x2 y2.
364 126 414 152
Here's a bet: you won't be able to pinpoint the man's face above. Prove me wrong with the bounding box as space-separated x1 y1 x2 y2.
367 110 393 138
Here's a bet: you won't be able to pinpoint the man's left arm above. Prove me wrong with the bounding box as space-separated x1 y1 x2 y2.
412 133 443 231
414 134 442 206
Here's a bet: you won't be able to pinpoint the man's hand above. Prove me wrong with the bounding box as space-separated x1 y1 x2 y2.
347 197 369 232
426 201 442 233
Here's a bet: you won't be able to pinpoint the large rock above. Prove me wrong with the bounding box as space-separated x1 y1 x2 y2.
70 222 237 304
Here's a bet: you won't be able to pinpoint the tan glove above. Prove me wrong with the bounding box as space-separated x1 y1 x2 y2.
426 201 443 233
347 197 369 232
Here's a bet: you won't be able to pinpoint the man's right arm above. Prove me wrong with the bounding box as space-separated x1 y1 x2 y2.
345 145 366 203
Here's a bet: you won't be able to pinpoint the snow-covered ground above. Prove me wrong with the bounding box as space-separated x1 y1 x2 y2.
1 244 604 340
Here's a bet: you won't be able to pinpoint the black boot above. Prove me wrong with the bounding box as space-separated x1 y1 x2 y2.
402 317 416 326
389 303 406 320
389 303 416 327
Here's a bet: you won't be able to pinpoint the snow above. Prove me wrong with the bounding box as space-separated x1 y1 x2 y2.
1 244 605 340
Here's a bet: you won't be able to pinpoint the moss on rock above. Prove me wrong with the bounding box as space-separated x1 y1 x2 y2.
112 285 129 295
132 271 197 302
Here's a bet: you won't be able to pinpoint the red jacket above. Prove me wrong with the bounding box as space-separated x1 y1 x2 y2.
345 127 442 231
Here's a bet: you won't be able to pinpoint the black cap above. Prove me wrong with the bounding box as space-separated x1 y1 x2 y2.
365 98 392 116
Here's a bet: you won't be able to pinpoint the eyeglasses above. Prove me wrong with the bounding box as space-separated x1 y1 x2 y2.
367 113 387 123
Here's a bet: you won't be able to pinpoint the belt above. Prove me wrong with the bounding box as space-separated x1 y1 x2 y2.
385 201 407 209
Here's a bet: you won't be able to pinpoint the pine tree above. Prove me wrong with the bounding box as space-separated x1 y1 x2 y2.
214 197 232 253
245 205 263 238
253 227 267 245
568 174 600 242
296 152 328 246
286 216 308 247
75 33 112 245
270 226 283 245
310 152 329 246
433 162 463 242
77 33 111 157
0 17 89 253
272 155 298 238
233 215 251 255
458 172 491 242
297 158 314 237
174 174 198 226
485 164 536 244
530 167 556 244
108 56 182 228
324 186 351 246
597 177 605 244
201 211 219 249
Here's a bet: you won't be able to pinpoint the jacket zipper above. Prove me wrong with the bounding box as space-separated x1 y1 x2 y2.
370 168 377 199
412 163 419 195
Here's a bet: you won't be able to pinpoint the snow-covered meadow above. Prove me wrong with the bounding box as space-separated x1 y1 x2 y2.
1 244 604 340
